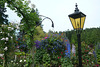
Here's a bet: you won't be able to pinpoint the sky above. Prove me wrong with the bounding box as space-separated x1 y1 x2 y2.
6 0 100 32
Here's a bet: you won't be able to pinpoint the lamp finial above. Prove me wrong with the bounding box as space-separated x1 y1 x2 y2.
75 3 79 12
75 3 78 8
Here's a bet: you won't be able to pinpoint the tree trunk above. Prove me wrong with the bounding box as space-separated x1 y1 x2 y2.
31 46 35 67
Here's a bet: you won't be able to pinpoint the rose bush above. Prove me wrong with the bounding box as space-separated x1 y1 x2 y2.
73 41 99 67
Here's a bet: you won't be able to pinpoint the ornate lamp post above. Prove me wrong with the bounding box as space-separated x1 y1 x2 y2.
68 3 86 67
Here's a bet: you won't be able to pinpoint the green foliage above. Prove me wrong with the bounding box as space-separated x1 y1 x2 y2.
25 55 33 67
65 28 100 45
81 28 100 45
15 52 27 56
61 57 73 67
42 53 51 67
0 65 3 67
34 26 46 41
34 49 45 64
96 44 100 65
0 2 9 25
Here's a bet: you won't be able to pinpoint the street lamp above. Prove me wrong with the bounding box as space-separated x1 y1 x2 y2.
35 15 54 28
68 3 86 67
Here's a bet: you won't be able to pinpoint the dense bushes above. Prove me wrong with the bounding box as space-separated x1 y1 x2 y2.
34 33 72 67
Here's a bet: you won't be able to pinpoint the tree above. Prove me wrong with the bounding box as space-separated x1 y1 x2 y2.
34 25 46 41
5 0 40 66
0 1 9 24
65 27 100 46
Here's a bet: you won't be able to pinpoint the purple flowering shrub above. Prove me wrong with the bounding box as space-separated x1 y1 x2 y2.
34 33 71 66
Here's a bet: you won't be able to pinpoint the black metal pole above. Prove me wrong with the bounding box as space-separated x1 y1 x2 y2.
77 33 82 67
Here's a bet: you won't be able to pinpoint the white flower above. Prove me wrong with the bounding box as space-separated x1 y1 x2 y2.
6 37 9 41
31 4 35 8
0 32 4 34
24 60 26 62
11 36 13 39
1 24 4 27
4 47 8 51
88 52 93 55
16 46 19 49
11 28 14 30
8 33 10 36
8 27 14 31
20 60 22 62
16 25 20 29
8 27 12 31
1 38 5 40
11 60 13 62
72 44 76 53
0 54 4 57
1 24 7 27
28 0 31 3
0 31 2 33
5 42 7 44
16 63 18 64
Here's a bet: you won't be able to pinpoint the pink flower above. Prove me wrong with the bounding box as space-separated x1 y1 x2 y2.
61 52 63 54
45 37 47 39
96 64 99 67
87 60 89 61
21 49 22 51
58 57 59 59
1 57 4 59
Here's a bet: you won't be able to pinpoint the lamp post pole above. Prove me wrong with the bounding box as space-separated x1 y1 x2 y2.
77 33 82 67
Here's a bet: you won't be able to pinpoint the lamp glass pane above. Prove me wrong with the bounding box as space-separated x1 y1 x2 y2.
69 17 76 29
74 18 80 29
81 17 86 29
69 17 80 29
